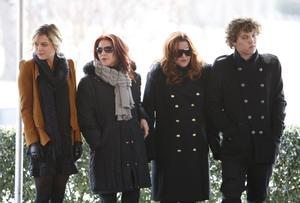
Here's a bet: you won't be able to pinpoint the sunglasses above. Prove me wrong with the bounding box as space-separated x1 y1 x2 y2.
176 49 192 57
96 46 114 54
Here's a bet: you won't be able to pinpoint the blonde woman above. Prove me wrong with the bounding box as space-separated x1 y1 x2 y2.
18 24 82 203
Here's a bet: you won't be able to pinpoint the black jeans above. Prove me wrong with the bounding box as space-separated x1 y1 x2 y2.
99 189 140 203
221 160 273 203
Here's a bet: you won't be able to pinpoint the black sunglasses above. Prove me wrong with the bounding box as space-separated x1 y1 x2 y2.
96 46 114 54
176 49 192 57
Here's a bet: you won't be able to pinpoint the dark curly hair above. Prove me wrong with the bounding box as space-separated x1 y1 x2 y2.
225 17 261 48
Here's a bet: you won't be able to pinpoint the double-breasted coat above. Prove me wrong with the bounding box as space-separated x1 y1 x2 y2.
206 51 286 164
76 62 151 193
143 62 219 201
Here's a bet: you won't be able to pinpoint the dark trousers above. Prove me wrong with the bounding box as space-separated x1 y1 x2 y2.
99 189 140 203
221 160 273 203
34 175 69 203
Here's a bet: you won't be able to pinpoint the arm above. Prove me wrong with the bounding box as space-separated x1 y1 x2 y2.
270 57 287 141
205 60 238 137
132 73 149 138
203 65 221 160
18 60 39 146
68 59 82 143
76 77 102 149
142 64 160 160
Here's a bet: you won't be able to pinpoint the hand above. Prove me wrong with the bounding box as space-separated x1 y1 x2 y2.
140 118 149 138
73 142 83 161
28 142 43 160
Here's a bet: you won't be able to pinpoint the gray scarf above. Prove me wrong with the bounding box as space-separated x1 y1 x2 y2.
94 60 135 120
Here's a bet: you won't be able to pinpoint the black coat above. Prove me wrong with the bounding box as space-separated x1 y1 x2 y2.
206 51 286 164
76 62 151 193
143 62 218 201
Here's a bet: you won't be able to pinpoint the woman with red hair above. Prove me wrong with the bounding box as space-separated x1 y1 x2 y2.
77 34 150 203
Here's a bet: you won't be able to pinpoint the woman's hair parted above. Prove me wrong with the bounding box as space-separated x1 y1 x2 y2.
225 17 261 48
161 31 204 84
32 24 62 52
93 34 132 75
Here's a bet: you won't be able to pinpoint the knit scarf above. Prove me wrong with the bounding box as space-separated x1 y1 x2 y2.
33 53 72 159
94 60 135 121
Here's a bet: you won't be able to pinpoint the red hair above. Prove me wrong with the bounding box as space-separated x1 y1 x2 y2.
160 31 204 84
93 34 133 77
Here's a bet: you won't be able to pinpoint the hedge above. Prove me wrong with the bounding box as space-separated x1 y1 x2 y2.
0 126 299 202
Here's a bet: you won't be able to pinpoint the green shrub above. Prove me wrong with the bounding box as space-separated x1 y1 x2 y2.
0 127 299 202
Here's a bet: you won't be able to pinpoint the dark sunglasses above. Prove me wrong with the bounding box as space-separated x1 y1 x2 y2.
176 49 192 57
96 46 114 54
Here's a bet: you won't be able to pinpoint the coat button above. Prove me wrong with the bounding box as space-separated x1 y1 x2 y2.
244 99 248 103
251 130 256 135
248 115 252 119
260 115 265 120
192 133 197 137
241 83 245 87
193 148 197 152
176 134 181 138
177 149 182 152
170 94 175 98
237 67 243 71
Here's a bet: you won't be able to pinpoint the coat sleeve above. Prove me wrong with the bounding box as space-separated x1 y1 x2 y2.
203 65 221 160
142 63 161 161
18 60 39 146
270 56 286 141
76 77 101 149
68 59 81 143
206 58 239 137
132 73 149 120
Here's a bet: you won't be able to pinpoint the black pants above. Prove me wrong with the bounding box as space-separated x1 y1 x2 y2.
99 189 140 203
34 175 69 203
221 160 273 203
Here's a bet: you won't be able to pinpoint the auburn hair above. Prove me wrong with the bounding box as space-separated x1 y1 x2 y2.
93 34 134 79
160 31 204 84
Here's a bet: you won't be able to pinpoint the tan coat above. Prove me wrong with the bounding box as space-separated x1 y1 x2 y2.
18 59 81 146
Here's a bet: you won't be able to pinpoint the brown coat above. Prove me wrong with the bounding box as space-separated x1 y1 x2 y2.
18 59 81 146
